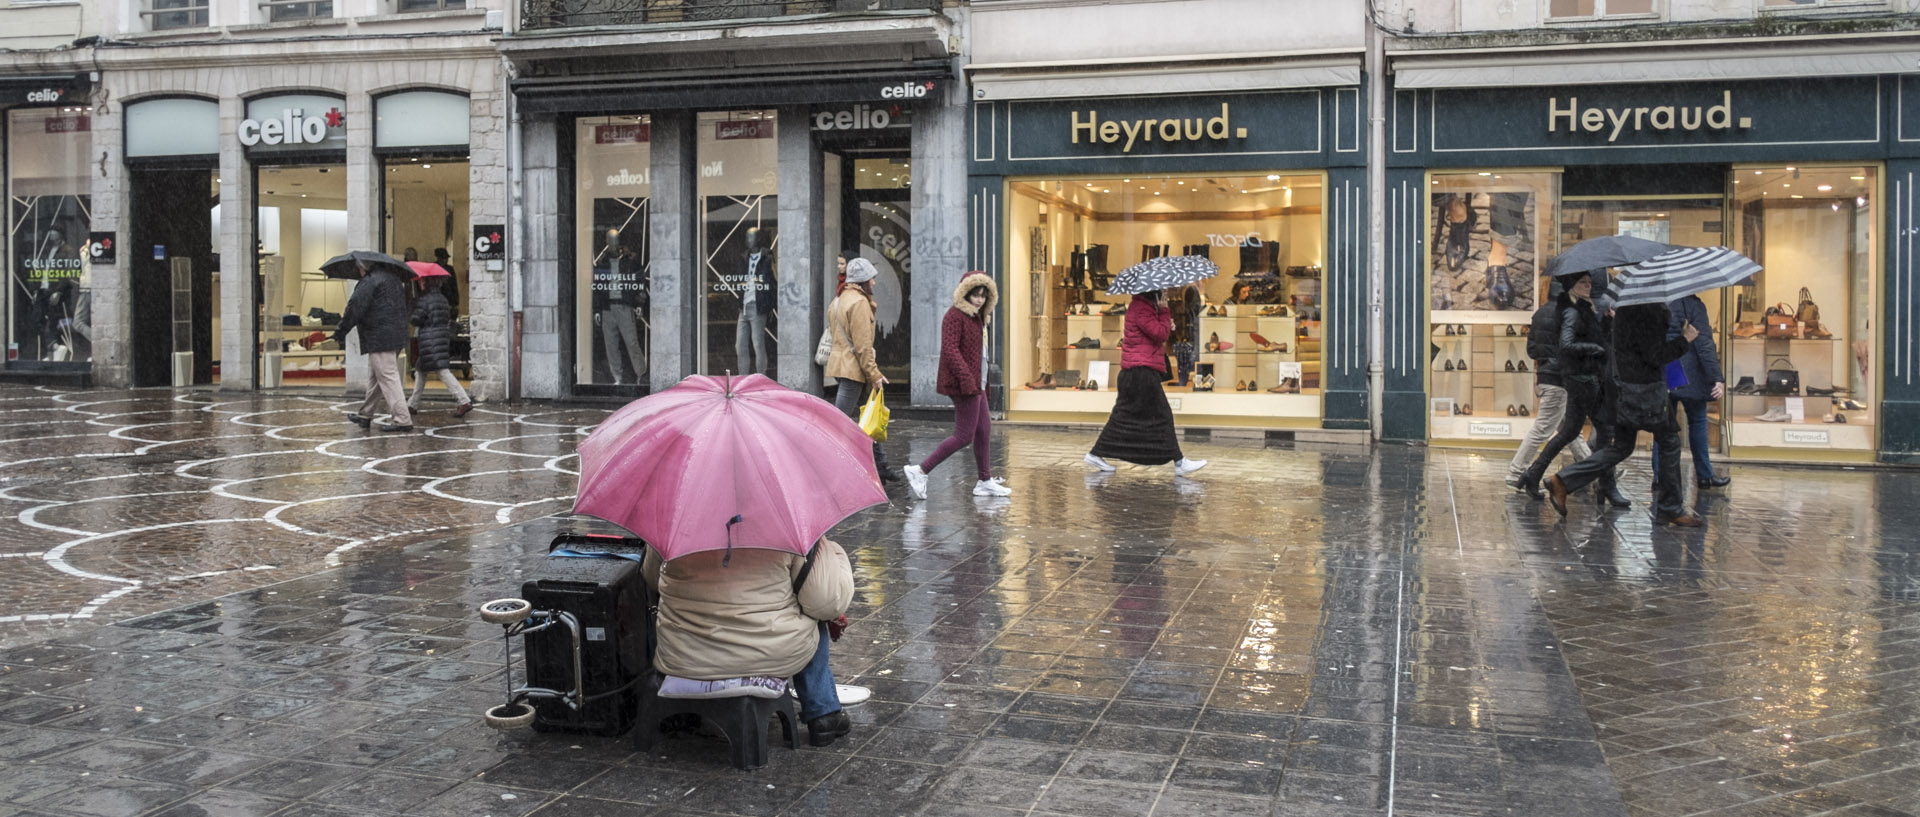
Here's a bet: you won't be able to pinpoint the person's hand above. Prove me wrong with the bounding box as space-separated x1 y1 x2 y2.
1711 381 1725 400
592 312 601 326
873 375 890 387
1681 321 1699 343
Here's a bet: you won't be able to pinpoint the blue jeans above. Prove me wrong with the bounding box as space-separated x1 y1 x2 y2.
791 622 840 722
1653 397 1716 482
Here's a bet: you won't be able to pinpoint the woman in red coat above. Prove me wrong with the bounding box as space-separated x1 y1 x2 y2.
1085 288 1208 476
902 272 1008 500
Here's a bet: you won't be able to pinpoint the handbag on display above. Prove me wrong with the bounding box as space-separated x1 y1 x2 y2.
1764 356 1800 396
1796 287 1832 339
1764 302 1798 339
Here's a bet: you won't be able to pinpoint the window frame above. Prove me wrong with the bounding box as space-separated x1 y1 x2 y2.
259 0 334 23
1543 0 1661 22
395 0 466 11
1757 0 1885 10
142 0 211 31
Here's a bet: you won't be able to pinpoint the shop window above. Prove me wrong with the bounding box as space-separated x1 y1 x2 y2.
574 115 652 387
146 0 210 29
8 108 92 367
853 157 911 384
263 0 332 22
698 111 778 380
1547 0 1655 18
397 0 464 9
256 164 349 386
1428 171 1558 440
1006 173 1327 421
1726 165 1877 452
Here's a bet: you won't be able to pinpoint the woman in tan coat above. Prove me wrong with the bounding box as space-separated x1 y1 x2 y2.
642 537 855 745
825 257 896 481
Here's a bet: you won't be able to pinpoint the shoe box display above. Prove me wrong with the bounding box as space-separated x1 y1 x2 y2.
1431 322 1533 437
1195 304 1318 395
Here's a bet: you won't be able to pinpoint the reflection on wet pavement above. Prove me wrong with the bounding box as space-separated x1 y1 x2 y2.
0 385 1916 817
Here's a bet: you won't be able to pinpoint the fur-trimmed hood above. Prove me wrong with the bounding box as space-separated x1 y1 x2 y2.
950 272 998 320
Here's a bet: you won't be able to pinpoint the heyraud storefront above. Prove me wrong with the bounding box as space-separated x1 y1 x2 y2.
1383 61 1920 464
968 81 1370 434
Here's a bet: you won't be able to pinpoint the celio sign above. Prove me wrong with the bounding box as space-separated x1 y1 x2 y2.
238 107 343 147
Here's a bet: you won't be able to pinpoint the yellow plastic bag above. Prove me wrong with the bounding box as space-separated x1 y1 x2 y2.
857 387 889 442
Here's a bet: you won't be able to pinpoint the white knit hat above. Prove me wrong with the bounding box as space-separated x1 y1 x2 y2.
844 257 877 284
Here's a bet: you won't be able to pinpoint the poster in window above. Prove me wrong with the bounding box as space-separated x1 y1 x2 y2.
11 195 91 363
1430 191 1537 315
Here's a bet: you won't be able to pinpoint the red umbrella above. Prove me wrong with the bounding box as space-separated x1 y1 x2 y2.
573 373 886 562
407 261 451 279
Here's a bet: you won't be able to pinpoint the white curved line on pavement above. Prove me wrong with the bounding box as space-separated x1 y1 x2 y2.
165 564 278 582
0 551 45 558
19 490 216 536
416 470 542 507
543 454 580 475
476 434 578 459
174 449 329 480
43 518 262 586
74 584 146 618
262 490 417 537
496 497 572 525
226 409 347 427
323 523 469 566
210 470 369 503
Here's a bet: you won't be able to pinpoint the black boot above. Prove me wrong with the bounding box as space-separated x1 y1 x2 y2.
807 710 851 747
1520 465 1545 501
1598 483 1632 508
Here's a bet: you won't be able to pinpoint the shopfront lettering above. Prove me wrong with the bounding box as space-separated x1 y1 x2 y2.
25 89 65 103
813 104 899 131
607 168 648 187
715 120 773 140
238 108 340 147
879 82 933 100
1204 232 1262 248
1548 91 1749 143
1070 104 1246 153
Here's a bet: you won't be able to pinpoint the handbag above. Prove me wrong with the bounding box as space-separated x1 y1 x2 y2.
1764 356 1799 396
813 327 833 366
1609 351 1671 430
1764 302 1798 339
857 387 888 442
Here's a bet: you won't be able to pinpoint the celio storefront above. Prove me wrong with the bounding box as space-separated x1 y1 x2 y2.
92 53 502 398
1383 49 1920 464
968 72 1370 432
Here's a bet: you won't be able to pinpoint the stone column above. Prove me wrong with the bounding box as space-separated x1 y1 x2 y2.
910 90 970 407
89 91 128 387
218 96 257 392
775 107 821 393
465 78 508 403
519 117 561 399
342 90 378 395
648 111 700 391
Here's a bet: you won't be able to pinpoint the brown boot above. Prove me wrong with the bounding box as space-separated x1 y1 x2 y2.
1654 513 1703 527
1545 475 1570 517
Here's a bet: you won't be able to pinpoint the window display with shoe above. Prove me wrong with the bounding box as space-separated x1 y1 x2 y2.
1004 173 1328 425
1723 165 1878 455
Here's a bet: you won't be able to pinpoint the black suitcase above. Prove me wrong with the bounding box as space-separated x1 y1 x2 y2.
518 537 650 736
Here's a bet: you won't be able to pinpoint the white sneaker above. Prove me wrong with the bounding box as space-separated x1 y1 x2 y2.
973 477 1013 497
1083 453 1116 472
1755 406 1790 423
902 465 928 500
1174 457 1209 476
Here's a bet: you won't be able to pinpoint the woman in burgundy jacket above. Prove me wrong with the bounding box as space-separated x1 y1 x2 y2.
902 272 1010 499
1085 289 1209 476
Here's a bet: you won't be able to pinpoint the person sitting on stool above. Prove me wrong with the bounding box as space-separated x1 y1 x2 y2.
640 536 855 746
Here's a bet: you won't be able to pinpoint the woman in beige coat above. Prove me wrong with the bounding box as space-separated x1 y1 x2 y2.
642 536 855 745
825 257 897 481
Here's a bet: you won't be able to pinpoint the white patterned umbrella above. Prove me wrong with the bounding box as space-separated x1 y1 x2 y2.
1107 255 1218 296
1610 246 1762 307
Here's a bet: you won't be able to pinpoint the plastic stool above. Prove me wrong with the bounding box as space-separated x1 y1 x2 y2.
633 678 798 770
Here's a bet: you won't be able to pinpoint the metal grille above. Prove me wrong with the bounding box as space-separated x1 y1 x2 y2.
521 0 938 30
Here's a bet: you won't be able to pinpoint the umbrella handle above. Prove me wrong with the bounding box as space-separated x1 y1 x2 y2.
722 514 743 567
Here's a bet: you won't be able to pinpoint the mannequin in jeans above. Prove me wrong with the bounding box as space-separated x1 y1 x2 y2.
734 228 775 375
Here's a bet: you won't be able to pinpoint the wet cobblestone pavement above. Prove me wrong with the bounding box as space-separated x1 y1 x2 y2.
1 385 1918 817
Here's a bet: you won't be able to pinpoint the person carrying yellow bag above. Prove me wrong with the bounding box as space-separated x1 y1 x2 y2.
825 258 899 484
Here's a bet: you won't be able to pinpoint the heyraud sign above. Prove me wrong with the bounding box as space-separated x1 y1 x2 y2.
1548 91 1749 143
1004 91 1320 162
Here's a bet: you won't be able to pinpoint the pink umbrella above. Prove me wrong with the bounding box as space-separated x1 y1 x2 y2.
573 373 886 562
407 261 451 279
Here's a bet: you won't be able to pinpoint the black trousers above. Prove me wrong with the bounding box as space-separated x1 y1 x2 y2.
1557 420 1687 518
1524 377 1613 492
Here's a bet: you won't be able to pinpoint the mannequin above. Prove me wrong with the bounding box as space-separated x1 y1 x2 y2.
593 228 647 384
734 227 775 375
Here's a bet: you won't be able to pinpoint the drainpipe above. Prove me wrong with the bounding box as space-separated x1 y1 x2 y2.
504 55 524 402
1367 13 1387 441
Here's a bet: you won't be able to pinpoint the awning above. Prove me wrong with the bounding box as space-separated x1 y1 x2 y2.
969 55 1361 101
1394 42 1920 89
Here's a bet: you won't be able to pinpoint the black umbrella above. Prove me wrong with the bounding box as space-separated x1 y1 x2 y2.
1108 255 1218 296
320 250 413 281
1541 235 1675 279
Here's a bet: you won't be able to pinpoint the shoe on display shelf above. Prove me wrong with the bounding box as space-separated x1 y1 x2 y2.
1754 406 1790 423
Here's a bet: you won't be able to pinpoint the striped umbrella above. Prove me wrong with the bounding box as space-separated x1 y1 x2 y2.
1108 255 1218 296
1609 246 1762 307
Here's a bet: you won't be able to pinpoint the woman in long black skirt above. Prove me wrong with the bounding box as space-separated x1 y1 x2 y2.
1085 288 1209 476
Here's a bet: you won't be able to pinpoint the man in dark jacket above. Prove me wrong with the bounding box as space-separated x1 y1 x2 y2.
1547 303 1701 526
1506 277 1592 489
337 261 413 432
1651 294 1728 490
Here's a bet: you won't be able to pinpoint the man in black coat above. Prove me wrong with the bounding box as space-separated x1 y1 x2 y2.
337 261 413 432
1506 277 1592 490
1547 303 1701 526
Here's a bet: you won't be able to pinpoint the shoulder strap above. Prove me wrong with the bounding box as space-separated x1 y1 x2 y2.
792 542 821 594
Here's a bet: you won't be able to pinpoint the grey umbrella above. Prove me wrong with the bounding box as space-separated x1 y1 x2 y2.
1610 246 1762 308
320 250 414 281
1541 235 1676 278
1108 255 1219 296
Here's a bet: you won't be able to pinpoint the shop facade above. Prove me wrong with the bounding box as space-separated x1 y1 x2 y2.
1382 63 1920 463
967 79 1370 432
0 72 96 385
500 18 963 402
87 47 506 398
